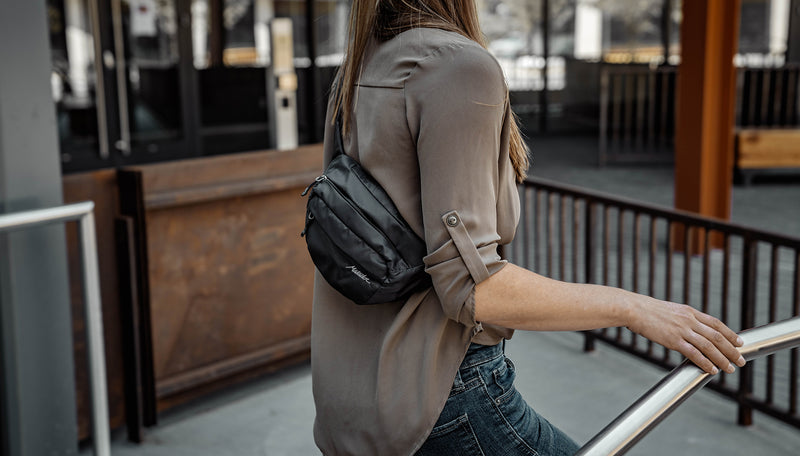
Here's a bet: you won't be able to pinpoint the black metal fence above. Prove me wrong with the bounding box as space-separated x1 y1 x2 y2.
599 64 800 165
510 177 800 428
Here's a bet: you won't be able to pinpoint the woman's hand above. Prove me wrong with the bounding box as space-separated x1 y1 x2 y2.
626 298 746 375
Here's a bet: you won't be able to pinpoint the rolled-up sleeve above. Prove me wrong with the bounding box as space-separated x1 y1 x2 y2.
405 44 509 327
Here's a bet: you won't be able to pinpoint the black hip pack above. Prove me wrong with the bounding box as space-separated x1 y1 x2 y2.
300 109 431 305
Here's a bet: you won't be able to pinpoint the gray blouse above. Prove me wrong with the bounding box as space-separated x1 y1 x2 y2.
311 27 521 455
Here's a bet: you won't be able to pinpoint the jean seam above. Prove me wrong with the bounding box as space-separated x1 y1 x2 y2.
460 351 504 370
479 376 540 456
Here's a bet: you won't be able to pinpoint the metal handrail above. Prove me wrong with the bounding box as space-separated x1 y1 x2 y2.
0 201 110 456
576 317 800 456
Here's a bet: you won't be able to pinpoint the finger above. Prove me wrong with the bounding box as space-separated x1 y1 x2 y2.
676 340 718 375
694 311 744 347
694 321 746 368
686 331 735 374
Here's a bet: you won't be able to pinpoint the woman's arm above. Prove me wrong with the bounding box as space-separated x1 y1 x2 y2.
475 263 746 375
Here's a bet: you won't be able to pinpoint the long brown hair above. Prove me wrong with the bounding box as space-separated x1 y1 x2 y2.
332 0 530 182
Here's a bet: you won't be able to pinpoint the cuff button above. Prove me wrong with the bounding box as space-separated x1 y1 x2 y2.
446 215 459 227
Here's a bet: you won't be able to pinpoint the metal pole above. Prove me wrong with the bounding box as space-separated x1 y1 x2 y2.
0 201 111 456
576 316 800 456
79 211 111 456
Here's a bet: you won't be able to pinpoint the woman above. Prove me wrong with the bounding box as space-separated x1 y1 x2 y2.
310 1 746 454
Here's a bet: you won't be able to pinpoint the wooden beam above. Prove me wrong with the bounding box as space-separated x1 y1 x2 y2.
674 0 740 235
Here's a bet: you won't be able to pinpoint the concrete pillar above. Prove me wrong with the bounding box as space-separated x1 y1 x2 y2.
674 0 741 246
0 2 78 456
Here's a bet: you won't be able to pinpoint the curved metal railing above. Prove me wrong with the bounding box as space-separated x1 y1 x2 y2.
0 202 109 456
576 316 800 455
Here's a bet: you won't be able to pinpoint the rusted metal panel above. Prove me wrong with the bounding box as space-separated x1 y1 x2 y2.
119 144 322 412
62 170 126 441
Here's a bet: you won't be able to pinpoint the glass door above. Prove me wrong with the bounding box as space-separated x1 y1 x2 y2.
47 0 115 172
191 0 273 154
50 0 326 173
112 0 199 163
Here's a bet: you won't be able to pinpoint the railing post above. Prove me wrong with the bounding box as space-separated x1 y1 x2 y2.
738 235 757 426
78 210 111 456
584 200 596 353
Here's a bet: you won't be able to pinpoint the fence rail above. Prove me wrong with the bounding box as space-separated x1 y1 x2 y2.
599 64 800 165
510 177 800 428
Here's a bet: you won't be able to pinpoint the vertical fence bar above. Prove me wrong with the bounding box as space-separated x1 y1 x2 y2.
547 193 555 278
702 229 710 314
560 197 567 281
631 213 642 349
767 244 779 404
761 69 772 125
618 209 625 289
647 71 656 150
604 206 611 287
585 200 595 285
601 205 610 337
791 250 800 415
683 225 691 308
720 233 731 388
742 70 752 126
584 200 597 352
537 190 544 273
573 199 580 283
634 214 641 294
777 69 786 124
788 68 799 125
617 208 625 342
735 68 745 126
738 236 757 426
665 221 674 362
531 187 537 268
521 187 530 269
647 217 657 356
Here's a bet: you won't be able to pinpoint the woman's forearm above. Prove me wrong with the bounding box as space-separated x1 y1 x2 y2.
474 263 746 375
474 263 637 331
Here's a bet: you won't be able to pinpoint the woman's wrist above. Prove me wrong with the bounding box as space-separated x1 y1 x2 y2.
618 289 645 332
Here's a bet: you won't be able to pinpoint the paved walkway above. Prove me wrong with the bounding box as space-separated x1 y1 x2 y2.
94 331 800 456
90 136 800 456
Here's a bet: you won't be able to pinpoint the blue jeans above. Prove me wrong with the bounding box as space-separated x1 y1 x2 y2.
416 343 579 456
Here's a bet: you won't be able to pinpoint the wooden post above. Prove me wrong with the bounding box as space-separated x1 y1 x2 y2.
674 0 741 252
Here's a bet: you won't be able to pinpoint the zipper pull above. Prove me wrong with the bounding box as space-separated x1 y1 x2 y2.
300 175 325 197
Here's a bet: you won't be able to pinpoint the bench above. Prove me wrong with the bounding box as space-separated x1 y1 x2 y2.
735 129 800 185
